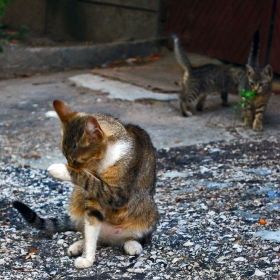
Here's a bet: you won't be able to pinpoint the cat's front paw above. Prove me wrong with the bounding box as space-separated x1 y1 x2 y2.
47 164 71 182
123 240 142 256
74 256 94 269
253 122 263 131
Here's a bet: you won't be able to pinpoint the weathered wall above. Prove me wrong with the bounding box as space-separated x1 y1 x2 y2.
2 0 160 43
2 0 46 34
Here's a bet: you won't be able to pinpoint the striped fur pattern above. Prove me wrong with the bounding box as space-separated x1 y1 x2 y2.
236 31 273 131
12 201 75 235
14 100 158 269
172 33 236 116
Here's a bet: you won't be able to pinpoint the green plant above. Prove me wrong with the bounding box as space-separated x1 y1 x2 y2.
0 0 11 20
0 0 11 52
239 88 255 106
232 89 255 130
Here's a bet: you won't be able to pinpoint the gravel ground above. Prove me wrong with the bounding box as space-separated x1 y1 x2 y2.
1 136 280 279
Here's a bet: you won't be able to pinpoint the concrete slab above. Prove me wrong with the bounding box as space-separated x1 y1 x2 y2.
90 51 223 92
0 40 156 78
69 74 178 101
1 50 280 170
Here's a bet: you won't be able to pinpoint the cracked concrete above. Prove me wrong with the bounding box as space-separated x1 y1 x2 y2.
0 51 280 170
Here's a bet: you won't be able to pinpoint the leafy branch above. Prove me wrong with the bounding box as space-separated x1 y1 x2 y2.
0 1 29 52
232 89 255 130
0 0 11 20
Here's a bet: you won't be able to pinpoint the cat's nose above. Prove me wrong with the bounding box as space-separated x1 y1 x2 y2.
254 86 259 91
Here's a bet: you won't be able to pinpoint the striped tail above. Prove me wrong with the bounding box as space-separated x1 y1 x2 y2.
171 33 192 72
13 201 76 235
247 30 260 68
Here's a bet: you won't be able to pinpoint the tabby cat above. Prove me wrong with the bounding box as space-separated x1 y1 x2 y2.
13 100 158 269
172 33 236 117
236 31 273 131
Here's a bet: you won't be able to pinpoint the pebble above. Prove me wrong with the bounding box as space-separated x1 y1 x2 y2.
254 269 266 276
1 138 280 279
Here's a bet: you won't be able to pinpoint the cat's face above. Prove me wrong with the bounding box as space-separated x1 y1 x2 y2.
246 64 273 93
53 100 105 171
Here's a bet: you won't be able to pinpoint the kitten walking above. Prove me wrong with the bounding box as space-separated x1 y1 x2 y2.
14 100 158 269
236 31 273 131
172 33 236 116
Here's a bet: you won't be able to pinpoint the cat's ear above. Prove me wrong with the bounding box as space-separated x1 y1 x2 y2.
85 117 103 143
262 65 273 79
246 64 254 75
53 100 76 124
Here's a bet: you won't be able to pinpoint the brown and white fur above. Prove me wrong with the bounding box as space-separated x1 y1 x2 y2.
13 100 158 269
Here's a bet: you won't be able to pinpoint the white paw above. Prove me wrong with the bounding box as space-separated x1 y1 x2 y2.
123 240 142 256
47 164 71 181
68 240 84 257
74 257 94 269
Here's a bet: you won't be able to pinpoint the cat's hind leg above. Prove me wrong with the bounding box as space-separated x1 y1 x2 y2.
123 240 143 256
180 98 193 117
68 239 84 257
196 94 206 111
220 91 229 107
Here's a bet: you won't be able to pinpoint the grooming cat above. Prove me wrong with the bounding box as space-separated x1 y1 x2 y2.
236 31 273 131
172 33 236 117
13 100 158 269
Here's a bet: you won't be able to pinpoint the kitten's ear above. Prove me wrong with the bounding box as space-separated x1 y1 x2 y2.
53 100 76 124
246 64 254 75
85 117 103 143
262 65 273 79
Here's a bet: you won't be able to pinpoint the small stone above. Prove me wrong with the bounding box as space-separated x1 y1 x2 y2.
254 269 265 276
183 241 194 246
233 257 246 262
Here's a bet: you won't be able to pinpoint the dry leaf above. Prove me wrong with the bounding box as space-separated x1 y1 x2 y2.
25 247 38 259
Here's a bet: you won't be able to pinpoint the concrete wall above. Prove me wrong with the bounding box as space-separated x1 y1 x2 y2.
2 0 160 43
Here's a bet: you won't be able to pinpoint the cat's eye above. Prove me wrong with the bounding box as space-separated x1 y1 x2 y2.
249 82 254 86
259 82 264 86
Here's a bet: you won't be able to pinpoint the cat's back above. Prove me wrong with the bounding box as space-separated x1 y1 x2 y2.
191 64 229 78
190 64 234 91
125 124 156 193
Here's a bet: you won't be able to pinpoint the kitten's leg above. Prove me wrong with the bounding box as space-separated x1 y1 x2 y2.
48 164 71 181
180 97 193 117
74 218 102 269
196 94 206 111
242 104 253 127
68 239 84 257
253 111 264 131
123 240 143 256
220 91 229 107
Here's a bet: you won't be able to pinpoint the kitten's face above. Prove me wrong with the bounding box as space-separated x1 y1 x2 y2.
53 100 104 171
246 64 273 93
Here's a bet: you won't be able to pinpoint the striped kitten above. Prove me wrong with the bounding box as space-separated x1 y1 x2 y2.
14 100 158 269
172 33 236 116
236 31 273 131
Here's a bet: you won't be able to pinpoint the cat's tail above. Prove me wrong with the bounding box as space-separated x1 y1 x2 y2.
171 33 192 72
247 30 260 68
13 201 76 235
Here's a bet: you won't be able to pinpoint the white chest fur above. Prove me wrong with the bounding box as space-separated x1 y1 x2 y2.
97 140 131 173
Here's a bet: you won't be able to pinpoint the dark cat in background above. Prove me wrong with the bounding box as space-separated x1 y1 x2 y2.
236 30 273 131
172 33 236 117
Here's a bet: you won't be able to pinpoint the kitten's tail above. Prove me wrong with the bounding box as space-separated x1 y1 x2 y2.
171 33 192 72
13 201 76 235
247 30 260 68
